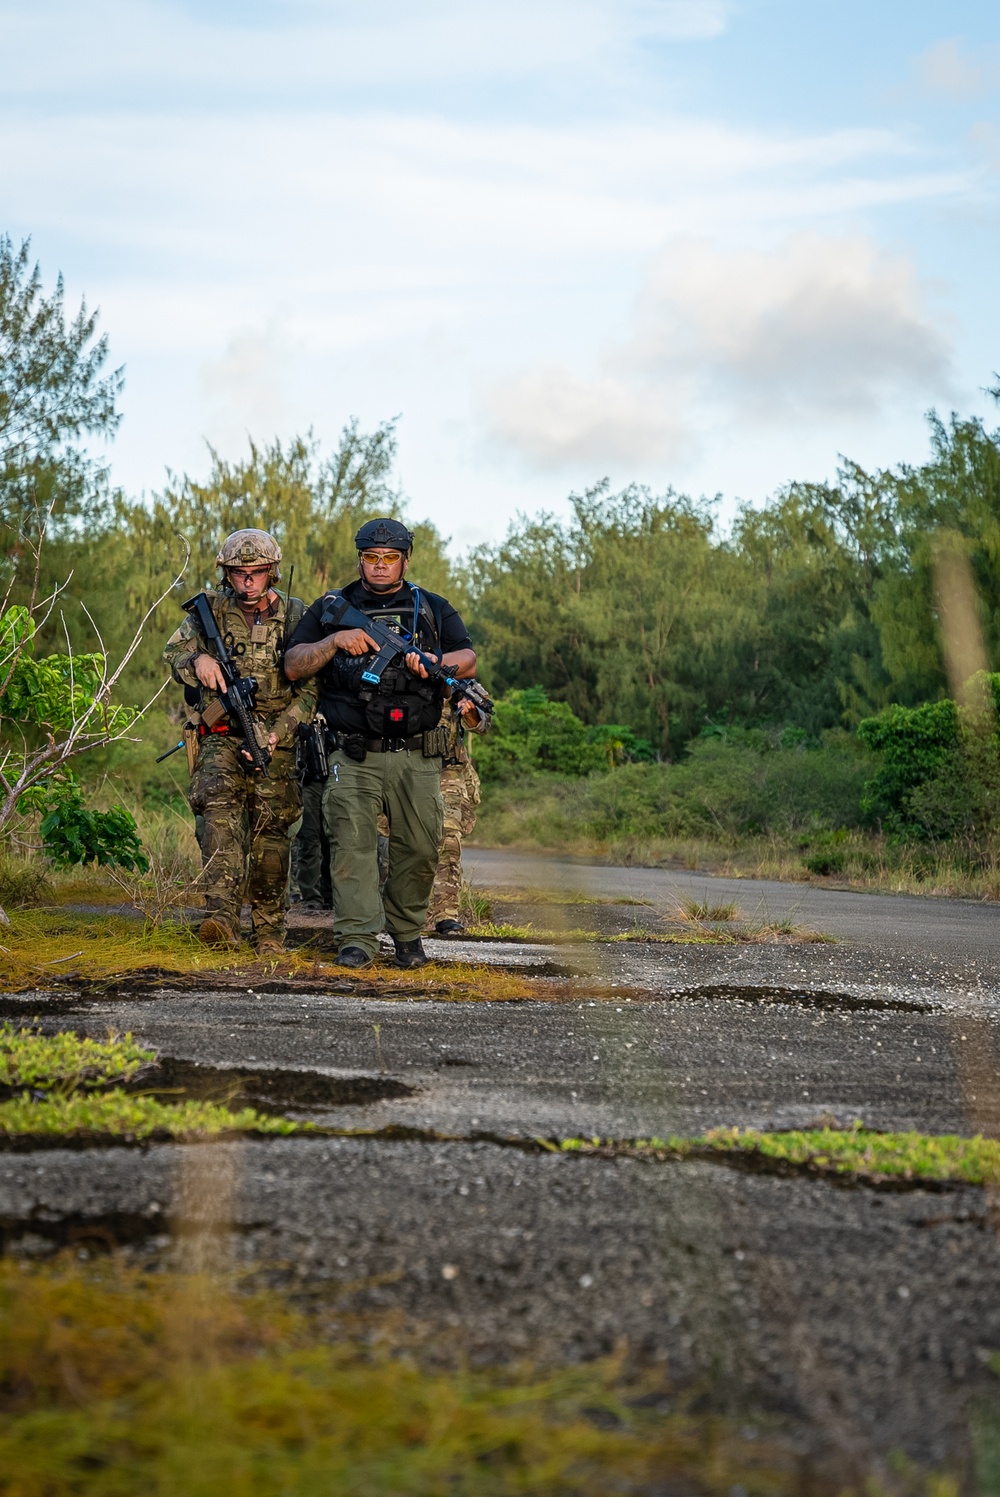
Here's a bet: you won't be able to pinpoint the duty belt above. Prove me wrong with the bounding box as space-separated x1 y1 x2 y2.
364 734 426 754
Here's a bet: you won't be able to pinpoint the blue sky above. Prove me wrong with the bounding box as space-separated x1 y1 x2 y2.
3 0 999 547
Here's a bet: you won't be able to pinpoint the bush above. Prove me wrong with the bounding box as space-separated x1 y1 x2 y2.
0 854 49 908
476 688 653 782
857 674 1000 840
37 781 149 872
477 733 874 845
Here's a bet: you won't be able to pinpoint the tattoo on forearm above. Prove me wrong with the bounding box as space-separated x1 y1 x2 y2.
285 637 339 678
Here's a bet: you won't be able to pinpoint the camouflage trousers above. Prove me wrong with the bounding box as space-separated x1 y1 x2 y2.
424 759 481 929
188 734 301 935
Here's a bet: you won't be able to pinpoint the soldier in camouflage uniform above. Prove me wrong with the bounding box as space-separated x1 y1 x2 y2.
163 530 314 953
424 700 487 936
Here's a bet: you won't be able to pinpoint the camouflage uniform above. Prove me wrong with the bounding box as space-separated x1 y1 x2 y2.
163 588 314 939
424 707 484 930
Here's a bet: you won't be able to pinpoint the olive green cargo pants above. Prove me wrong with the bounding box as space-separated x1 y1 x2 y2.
322 747 444 958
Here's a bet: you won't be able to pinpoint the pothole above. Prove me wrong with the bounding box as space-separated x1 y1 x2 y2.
134 1057 415 1114
660 984 927 1014
1 1208 170 1256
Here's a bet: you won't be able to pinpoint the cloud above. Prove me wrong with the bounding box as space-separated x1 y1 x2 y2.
490 368 689 467
0 0 729 107
200 321 291 454
914 38 1000 100
488 234 952 470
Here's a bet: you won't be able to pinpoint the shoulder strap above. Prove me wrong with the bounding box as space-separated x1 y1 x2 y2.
410 585 444 648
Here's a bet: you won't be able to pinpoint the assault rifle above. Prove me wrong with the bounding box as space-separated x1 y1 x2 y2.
182 592 271 776
319 591 494 723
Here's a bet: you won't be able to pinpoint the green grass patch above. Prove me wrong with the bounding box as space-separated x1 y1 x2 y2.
0 1023 154 1091
557 1126 1000 1186
0 1088 304 1141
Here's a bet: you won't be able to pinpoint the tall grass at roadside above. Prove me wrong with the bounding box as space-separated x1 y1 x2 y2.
475 767 1000 901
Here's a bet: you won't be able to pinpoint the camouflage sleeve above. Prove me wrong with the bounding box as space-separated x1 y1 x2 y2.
162 614 205 688
270 678 316 746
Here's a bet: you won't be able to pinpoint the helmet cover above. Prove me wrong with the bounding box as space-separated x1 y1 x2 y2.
354 517 414 553
215 529 282 579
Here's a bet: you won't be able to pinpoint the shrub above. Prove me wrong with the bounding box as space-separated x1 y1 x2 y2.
475 688 653 782
857 674 1000 839
36 780 149 872
478 733 874 845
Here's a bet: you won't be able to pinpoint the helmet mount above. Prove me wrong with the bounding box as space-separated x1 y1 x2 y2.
354 518 414 554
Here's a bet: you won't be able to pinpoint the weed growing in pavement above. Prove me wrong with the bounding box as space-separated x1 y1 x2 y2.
0 1089 303 1140
557 1126 1000 1186
0 1027 302 1139
678 897 744 922
458 879 493 924
0 1024 154 1092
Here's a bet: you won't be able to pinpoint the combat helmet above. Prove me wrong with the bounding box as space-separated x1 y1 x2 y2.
215 529 282 584
354 517 414 553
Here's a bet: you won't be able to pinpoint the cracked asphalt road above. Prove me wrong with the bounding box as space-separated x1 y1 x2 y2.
5 855 1000 1480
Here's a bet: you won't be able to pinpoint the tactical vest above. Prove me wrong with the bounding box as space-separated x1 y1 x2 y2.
331 583 445 739
202 590 304 718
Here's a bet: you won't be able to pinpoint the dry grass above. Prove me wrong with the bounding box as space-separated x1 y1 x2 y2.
472 827 1000 902
0 911 539 1002
677 897 744 922
484 885 654 908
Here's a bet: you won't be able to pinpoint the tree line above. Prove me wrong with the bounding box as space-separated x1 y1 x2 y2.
4 234 1000 765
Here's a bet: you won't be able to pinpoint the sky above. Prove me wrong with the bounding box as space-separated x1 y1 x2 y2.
3 0 1000 549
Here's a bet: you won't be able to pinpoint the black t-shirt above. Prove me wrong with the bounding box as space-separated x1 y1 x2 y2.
289 578 473 734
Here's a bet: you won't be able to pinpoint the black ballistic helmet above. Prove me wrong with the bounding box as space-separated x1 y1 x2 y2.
355 517 414 553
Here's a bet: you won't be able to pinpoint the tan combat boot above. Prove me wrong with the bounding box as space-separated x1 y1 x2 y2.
197 914 239 948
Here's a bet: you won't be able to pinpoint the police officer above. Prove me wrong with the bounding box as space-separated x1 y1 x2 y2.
284 518 476 969
163 529 314 953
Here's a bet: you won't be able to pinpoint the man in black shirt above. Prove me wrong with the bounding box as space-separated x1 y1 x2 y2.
285 518 476 968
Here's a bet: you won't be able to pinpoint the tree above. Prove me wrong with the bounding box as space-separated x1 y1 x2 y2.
106 421 460 696
0 236 179 914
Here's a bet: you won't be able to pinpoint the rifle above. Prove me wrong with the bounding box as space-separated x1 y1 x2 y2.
182 592 271 776
319 591 494 724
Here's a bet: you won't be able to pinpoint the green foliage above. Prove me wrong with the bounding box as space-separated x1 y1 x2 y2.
0 605 136 734
38 780 148 872
0 1089 301 1139
478 732 874 846
0 236 122 580
475 687 653 782
0 1023 153 1091
0 235 122 466
857 675 1000 839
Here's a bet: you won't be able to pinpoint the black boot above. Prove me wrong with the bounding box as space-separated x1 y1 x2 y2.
336 945 374 969
393 938 428 970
